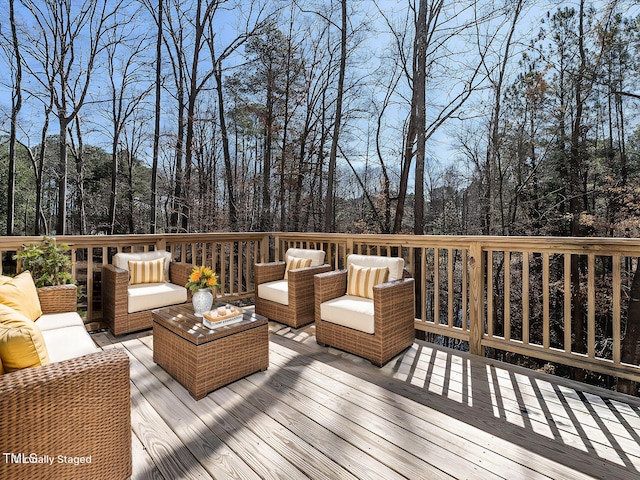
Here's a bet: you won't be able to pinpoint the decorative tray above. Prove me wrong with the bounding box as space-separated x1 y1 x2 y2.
202 304 244 328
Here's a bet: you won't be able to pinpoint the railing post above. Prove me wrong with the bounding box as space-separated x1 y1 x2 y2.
262 235 271 263
468 242 484 356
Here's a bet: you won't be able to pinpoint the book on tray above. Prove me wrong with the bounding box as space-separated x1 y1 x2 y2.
202 304 244 328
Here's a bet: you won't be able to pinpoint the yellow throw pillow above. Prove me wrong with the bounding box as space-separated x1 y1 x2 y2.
347 264 389 299
0 271 43 321
128 257 166 285
0 304 50 372
284 256 312 280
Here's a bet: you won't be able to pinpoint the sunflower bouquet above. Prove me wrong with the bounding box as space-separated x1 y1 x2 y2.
185 265 221 292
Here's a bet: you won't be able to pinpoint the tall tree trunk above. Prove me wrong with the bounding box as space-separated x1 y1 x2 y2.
57 116 69 235
570 0 587 359
151 0 162 233
214 63 237 230
260 82 274 232
324 0 347 233
413 0 427 236
72 119 87 235
7 0 22 236
109 132 119 234
172 83 185 232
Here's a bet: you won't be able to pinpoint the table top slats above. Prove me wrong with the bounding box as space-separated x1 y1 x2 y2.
152 304 267 345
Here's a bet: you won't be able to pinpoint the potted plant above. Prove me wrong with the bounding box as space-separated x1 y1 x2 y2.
14 236 74 287
186 265 220 316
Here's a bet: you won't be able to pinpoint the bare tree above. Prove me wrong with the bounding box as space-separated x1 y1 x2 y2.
98 20 154 234
151 0 163 233
391 0 494 234
207 2 270 231
324 0 347 232
20 0 120 234
3 0 22 235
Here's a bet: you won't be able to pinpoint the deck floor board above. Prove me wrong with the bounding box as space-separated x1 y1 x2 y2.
93 322 640 480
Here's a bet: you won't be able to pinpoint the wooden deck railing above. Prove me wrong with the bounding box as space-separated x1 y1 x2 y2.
275 233 640 383
0 233 270 330
2 232 640 383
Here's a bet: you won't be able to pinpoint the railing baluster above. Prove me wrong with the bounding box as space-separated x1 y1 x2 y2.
487 249 493 339
522 252 529 345
504 251 511 342
543 252 550 350
564 253 571 353
613 255 621 365
588 254 595 359
462 249 468 332
448 248 454 328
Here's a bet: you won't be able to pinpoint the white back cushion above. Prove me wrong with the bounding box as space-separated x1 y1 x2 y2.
347 254 404 282
113 251 173 279
285 248 325 266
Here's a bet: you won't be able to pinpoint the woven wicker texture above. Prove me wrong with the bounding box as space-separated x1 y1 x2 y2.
103 261 192 335
0 348 131 480
36 284 78 314
315 269 415 367
152 304 269 400
255 262 331 328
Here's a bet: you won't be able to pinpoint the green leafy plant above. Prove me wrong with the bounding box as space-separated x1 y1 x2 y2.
14 236 74 287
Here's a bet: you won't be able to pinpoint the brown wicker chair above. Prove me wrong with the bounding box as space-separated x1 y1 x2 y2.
0 285 131 480
103 253 192 335
314 254 415 367
255 248 331 328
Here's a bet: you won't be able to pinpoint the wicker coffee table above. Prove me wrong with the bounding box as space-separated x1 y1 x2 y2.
152 303 269 400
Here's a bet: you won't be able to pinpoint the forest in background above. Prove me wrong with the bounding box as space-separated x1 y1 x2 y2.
3 0 640 393
1 0 640 239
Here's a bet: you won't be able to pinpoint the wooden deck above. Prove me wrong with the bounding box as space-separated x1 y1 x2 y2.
93 321 640 480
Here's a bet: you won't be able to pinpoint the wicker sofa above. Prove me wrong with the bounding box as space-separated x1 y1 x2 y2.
0 283 131 480
315 254 415 366
103 251 191 335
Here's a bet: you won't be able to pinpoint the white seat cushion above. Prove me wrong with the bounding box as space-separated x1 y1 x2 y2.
320 295 374 334
127 282 187 313
257 280 289 306
36 311 85 331
40 325 99 363
347 254 404 281
285 248 325 267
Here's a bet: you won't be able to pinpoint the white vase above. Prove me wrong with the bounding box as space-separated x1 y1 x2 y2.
192 288 214 317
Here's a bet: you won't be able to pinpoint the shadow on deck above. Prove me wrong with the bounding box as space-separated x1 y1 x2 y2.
94 320 640 480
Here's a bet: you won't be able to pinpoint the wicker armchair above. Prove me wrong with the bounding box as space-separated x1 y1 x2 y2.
255 248 331 328
103 253 192 335
314 254 415 366
0 285 131 480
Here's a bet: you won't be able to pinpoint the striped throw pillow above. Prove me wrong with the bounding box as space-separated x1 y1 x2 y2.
284 256 312 280
128 258 166 285
347 264 389 299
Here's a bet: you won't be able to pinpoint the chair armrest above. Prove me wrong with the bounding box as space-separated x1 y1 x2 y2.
37 284 78 314
169 262 192 288
314 269 347 304
254 262 286 285
0 349 131 479
373 278 415 333
288 264 332 300
102 264 129 332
